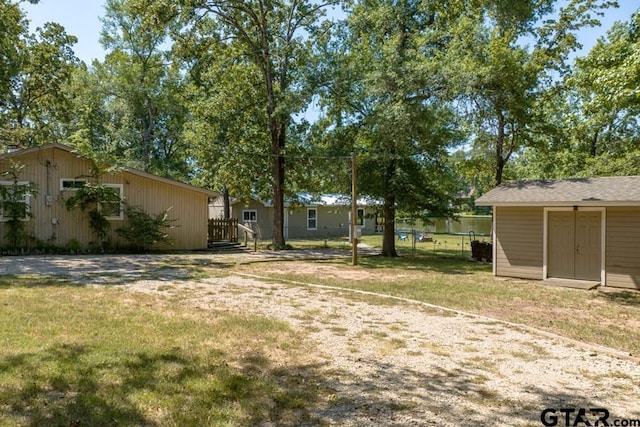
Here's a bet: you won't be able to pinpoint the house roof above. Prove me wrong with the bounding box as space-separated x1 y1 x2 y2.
292 193 382 207
1 143 217 197
231 193 382 208
475 176 640 207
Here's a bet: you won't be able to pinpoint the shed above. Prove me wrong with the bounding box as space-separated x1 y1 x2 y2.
475 176 640 289
0 143 216 250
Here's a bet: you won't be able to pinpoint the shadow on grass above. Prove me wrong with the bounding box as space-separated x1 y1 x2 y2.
598 289 640 307
353 252 492 275
0 342 329 426
0 254 238 286
2 339 637 425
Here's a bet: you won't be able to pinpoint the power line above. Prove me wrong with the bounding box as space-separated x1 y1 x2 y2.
214 147 441 161
215 147 352 160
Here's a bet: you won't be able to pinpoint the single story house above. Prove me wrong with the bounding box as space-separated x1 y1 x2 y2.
475 176 640 290
209 193 383 240
0 143 216 250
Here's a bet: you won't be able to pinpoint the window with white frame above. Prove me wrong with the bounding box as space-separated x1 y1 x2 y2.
0 181 31 221
307 208 317 230
242 209 257 223
60 178 87 190
100 184 124 219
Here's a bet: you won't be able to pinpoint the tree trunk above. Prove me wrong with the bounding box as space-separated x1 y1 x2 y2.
590 130 599 157
495 155 505 186
271 153 285 248
381 195 398 257
495 113 505 186
270 118 286 249
222 186 230 219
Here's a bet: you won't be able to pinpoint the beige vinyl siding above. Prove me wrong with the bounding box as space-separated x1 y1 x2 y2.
0 147 95 247
0 146 210 250
495 206 544 280
231 202 367 239
284 205 377 239
231 200 273 240
317 206 351 236
286 206 351 238
605 207 640 289
286 207 313 238
118 171 209 250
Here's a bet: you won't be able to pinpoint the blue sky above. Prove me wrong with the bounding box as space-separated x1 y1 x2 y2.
23 0 638 65
24 0 106 64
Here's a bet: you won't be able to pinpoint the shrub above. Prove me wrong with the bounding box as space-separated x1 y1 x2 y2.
0 162 38 248
116 206 176 251
65 183 122 243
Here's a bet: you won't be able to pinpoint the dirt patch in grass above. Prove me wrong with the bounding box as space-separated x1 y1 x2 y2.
123 274 640 426
2 254 640 426
234 259 640 357
261 262 415 282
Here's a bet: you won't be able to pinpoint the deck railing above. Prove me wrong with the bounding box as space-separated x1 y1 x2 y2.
208 218 238 242
208 218 258 252
237 222 258 252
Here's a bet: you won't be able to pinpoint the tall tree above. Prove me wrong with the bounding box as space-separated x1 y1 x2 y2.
176 15 272 210
566 9 640 175
510 8 640 179
444 0 616 186
0 0 79 149
0 0 26 107
175 0 336 248
317 0 462 257
89 0 189 178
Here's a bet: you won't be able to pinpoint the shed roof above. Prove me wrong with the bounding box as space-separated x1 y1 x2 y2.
475 176 640 207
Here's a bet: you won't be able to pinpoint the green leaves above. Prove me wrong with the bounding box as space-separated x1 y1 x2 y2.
65 183 123 241
0 162 38 248
314 0 462 255
513 8 640 180
116 205 176 251
66 0 193 178
174 0 338 246
0 2 79 149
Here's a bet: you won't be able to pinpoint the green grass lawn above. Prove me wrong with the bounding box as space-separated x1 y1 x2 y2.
0 279 324 426
282 233 487 259
2 247 639 425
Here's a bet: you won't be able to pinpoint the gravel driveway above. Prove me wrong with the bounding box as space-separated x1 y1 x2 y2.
2 253 639 426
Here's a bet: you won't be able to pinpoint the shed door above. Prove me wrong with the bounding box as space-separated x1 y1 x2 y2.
548 210 601 281
548 211 575 279
574 211 601 281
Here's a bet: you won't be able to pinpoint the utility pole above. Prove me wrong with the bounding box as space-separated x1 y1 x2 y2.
352 152 358 266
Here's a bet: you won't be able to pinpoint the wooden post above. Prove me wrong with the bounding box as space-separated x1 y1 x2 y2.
352 152 358 266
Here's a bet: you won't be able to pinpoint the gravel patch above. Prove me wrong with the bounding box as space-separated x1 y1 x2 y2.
127 274 640 426
2 254 639 426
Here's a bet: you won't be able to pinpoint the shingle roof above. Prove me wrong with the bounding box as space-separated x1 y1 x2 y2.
236 193 382 207
475 176 640 206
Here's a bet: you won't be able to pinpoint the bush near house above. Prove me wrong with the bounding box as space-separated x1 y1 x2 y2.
117 205 176 252
0 163 38 249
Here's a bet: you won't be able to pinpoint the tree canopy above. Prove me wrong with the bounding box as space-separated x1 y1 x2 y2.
0 0 79 149
5 0 639 254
